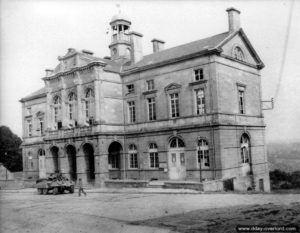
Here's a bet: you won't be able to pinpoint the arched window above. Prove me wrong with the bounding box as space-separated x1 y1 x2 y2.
170 137 185 148
149 143 159 168
233 46 245 61
129 144 138 168
27 152 33 170
112 48 117 56
85 89 93 98
68 92 76 120
197 139 210 168
53 95 62 127
241 134 250 163
38 149 45 156
85 89 94 120
53 95 61 104
38 149 45 170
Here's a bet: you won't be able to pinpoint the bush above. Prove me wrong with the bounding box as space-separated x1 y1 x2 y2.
270 169 300 189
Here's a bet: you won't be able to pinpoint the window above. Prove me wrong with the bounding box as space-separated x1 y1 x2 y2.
238 90 245 114
233 46 244 61
85 89 93 98
53 96 61 104
196 89 205 115
68 104 73 120
27 152 33 170
146 80 155 91
129 144 138 168
241 134 250 164
84 101 89 118
53 95 61 128
27 120 32 137
194 68 204 81
128 101 136 123
197 139 210 168
170 137 185 148
26 107 32 115
127 84 135 94
170 93 179 118
147 98 156 121
54 107 59 122
68 92 76 120
149 143 159 168
39 119 44 136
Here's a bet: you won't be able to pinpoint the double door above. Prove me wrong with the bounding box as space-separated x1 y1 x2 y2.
168 149 186 180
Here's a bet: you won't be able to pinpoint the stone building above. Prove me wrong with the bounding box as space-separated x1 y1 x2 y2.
20 8 270 191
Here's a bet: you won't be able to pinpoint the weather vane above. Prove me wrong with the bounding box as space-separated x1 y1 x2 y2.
116 3 121 14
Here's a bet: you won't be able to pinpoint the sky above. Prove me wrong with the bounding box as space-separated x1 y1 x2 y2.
0 0 299 143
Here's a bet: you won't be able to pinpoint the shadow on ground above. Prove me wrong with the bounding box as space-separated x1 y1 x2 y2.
129 202 300 233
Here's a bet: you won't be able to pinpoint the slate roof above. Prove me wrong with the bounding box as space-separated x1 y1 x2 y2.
124 31 230 71
20 87 47 102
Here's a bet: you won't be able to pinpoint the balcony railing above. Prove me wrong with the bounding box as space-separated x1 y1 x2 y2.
111 33 130 43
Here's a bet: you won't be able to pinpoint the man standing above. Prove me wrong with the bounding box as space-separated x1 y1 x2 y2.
78 178 87 196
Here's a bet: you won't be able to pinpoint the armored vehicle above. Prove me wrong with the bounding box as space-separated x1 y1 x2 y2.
36 173 75 195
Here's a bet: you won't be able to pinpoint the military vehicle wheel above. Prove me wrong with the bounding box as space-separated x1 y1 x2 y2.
43 188 48 195
69 185 74 193
53 187 58 195
59 187 65 194
37 188 42 195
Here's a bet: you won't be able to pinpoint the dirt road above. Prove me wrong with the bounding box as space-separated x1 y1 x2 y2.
0 189 299 233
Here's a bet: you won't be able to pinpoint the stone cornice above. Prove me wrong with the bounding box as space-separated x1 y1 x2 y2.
19 93 47 103
42 61 107 81
122 48 222 76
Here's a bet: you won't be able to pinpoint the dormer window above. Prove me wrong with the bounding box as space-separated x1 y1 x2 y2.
194 68 204 81
233 46 245 61
127 84 135 94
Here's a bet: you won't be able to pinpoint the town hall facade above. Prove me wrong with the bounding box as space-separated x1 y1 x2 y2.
20 8 270 191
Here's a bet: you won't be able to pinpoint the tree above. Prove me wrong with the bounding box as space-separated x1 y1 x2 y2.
0 126 23 172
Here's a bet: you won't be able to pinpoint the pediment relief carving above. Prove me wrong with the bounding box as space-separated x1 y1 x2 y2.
164 83 182 92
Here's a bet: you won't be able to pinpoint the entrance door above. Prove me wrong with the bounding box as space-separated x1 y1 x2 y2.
168 137 186 180
168 149 186 180
259 179 264 192
38 150 46 178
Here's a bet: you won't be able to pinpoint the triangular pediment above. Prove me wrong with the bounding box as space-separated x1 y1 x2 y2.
164 83 182 92
217 29 264 69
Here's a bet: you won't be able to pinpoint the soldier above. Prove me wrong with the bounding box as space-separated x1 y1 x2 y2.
78 178 87 196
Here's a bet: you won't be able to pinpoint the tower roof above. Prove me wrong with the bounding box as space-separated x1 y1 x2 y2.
110 13 131 24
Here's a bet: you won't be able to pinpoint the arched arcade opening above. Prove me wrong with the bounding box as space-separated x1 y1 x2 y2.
66 145 77 181
83 143 95 182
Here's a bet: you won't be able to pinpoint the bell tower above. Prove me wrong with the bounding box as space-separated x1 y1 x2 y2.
109 12 132 64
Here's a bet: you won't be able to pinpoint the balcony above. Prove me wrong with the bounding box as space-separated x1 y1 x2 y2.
111 33 130 43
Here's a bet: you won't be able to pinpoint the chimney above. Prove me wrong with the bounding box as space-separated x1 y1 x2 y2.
82 49 94 56
151 39 165 53
129 31 143 63
226 7 241 33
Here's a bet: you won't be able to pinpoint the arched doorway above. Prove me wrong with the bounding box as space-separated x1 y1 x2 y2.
66 145 77 181
108 141 122 179
38 149 46 178
168 137 186 180
50 146 59 173
240 133 251 176
83 143 95 182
